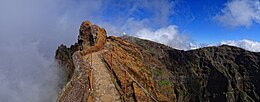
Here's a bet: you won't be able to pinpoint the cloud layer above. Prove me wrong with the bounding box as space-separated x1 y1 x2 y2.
93 0 177 36
135 25 191 50
214 0 260 28
0 39 65 102
221 39 260 52
0 0 74 101
134 25 260 52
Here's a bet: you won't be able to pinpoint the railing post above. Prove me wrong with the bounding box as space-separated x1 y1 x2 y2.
90 52 93 91
110 53 113 74
124 70 127 102
91 52 92 68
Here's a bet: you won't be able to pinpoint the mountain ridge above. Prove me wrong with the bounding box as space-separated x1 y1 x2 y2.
121 35 260 101
55 21 260 102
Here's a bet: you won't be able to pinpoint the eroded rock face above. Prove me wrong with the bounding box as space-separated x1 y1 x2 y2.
55 20 107 78
78 21 107 53
78 21 94 46
55 44 80 80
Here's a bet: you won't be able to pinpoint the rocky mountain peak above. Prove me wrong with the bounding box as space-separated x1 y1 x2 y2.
78 20 107 49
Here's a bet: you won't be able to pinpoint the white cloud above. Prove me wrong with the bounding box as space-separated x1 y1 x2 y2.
221 39 260 52
134 25 260 52
92 0 177 36
100 18 150 36
0 0 74 101
189 39 260 52
214 0 260 28
135 25 192 50
0 40 65 102
134 26 260 52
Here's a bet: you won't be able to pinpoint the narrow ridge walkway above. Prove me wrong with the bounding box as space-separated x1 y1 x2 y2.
85 51 121 102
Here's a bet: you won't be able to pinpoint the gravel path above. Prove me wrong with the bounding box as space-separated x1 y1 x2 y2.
85 51 121 102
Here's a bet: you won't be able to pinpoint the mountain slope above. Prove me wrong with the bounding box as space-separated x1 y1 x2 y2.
55 21 260 102
121 35 260 102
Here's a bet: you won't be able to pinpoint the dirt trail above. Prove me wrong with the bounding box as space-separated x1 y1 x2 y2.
84 51 121 102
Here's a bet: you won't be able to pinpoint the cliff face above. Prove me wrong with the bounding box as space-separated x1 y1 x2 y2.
55 20 260 102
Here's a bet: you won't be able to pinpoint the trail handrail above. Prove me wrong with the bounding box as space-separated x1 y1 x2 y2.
119 66 158 102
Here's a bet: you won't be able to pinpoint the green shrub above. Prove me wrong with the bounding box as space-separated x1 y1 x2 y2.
158 80 173 87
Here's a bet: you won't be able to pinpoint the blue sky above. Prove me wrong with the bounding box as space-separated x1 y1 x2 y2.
177 0 260 43
1 0 260 55
97 0 260 44
0 0 260 54
63 0 259 50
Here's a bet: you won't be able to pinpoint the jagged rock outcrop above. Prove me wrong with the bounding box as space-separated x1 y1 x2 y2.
55 44 80 80
55 20 107 102
78 21 107 55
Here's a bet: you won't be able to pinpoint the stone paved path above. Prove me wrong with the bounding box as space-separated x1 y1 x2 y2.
84 51 121 102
